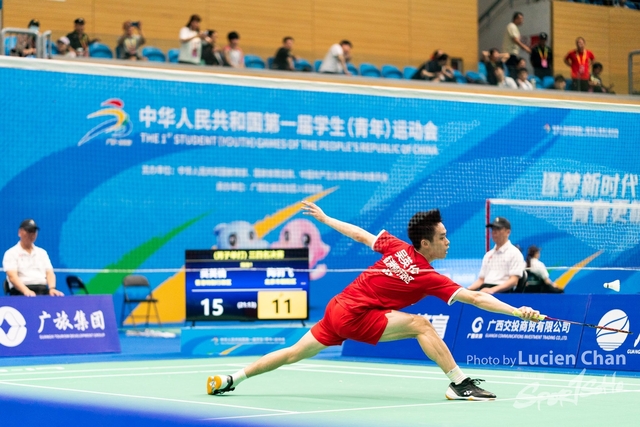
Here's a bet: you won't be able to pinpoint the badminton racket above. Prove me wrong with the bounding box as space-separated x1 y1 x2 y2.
512 310 633 335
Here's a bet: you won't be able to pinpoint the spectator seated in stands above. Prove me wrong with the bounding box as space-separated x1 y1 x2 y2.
552 74 566 90
117 21 146 60
272 36 298 71
223 31 244 68
468 217 526 294
55 36 76 58
494 66 517 89
590 62 615 93
515 68 534 90
481 48 510 85
411 52 455 82
201 30 224 66
318 40 353 75
67 17 100 57
525 246 563 294
11 18 39 57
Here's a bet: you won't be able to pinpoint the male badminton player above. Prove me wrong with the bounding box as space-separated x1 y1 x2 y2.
207 201 541 400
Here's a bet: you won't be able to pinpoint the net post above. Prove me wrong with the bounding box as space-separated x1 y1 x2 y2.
485 198 491 252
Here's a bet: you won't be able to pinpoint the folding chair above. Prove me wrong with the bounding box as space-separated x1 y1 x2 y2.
121 275 161 327
66 275 89 295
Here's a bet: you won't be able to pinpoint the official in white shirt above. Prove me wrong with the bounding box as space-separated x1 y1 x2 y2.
3 219 64 297
468 217 525 294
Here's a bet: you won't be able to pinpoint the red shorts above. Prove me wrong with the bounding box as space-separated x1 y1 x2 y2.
311 297 391 346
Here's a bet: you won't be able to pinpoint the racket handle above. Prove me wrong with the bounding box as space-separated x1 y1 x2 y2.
512 309 547 321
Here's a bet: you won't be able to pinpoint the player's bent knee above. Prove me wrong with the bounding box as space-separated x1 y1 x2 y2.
411 315 435 334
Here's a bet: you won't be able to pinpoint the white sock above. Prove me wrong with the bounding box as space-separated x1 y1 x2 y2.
231 369 247 386
445 366 467 385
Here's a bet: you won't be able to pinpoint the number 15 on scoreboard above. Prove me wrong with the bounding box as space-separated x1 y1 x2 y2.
257 291 307 320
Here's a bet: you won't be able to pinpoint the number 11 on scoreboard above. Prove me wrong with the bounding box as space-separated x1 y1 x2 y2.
257 291 307 320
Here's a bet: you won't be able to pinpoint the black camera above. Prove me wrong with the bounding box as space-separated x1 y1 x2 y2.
131 21 139 28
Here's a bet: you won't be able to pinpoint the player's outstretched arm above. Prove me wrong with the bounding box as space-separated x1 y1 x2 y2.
453 288 540 321
301 201 376 247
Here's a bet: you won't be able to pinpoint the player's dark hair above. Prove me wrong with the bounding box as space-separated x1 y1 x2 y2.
340 40 352 47
228 31 240 41
592 62 603 71
408 209 442 249
283 36 294 43
512 12 523 21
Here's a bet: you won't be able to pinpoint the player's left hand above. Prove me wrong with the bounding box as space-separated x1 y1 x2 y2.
301 201 329 222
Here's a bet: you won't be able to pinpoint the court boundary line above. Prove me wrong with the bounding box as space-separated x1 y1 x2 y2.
201 389 640 421
0 381 295 414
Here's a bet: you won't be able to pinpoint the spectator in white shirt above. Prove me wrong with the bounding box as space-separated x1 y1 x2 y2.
468 217 526 294
319 40 353 75
495 66 517 89
178 14 206 65
516 68 535 90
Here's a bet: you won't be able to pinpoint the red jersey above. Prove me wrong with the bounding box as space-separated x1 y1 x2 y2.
564 49 594 80
335 231 461 312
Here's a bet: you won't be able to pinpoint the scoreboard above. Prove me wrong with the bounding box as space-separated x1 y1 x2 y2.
185 248 309 321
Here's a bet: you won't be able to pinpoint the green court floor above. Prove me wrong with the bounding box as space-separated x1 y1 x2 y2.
1 357 639 426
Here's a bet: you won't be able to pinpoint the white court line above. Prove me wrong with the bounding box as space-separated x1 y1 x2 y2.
0 370 226 383
0 382 295 414
4 363 639 391
0 362 242 377
279 362 640 384
277 366 640 390
201 389 640 421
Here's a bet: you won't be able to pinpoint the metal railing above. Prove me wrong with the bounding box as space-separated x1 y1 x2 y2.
629 50 640 95
1 27 51 59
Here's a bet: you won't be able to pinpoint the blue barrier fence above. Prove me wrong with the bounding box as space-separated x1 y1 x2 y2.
344 294 640 371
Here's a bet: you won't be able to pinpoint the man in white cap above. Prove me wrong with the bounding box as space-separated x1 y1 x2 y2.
2 219 64 296
56 36 76 58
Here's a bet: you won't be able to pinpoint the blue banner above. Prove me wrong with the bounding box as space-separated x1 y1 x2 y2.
181 324 309 356
576 295 640 371
1 59 640 324
0 296 120 356
342 297 462 360
452 295 588 368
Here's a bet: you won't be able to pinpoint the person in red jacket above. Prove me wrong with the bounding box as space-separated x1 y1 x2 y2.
206 201 541 401
564 37 595 92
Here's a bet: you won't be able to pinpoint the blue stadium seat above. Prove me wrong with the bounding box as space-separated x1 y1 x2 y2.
244 54 265 69
47 39 58 56
314 59 322 72
565 78 572 90
294 58 312 71
403 66 417 79
359 63 381 78
478 62 487 80
167 48 179 63
347 63 359 75
89 43 113 59
3 36 17 55
452 69 466 83
466 71 485 83
267 56 274 69
142 46 166 62
381 64 402 79
542 75 555 89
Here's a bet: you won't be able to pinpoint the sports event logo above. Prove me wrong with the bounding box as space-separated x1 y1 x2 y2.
0 306 27 347
78 98 133 146
595 309 630 351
